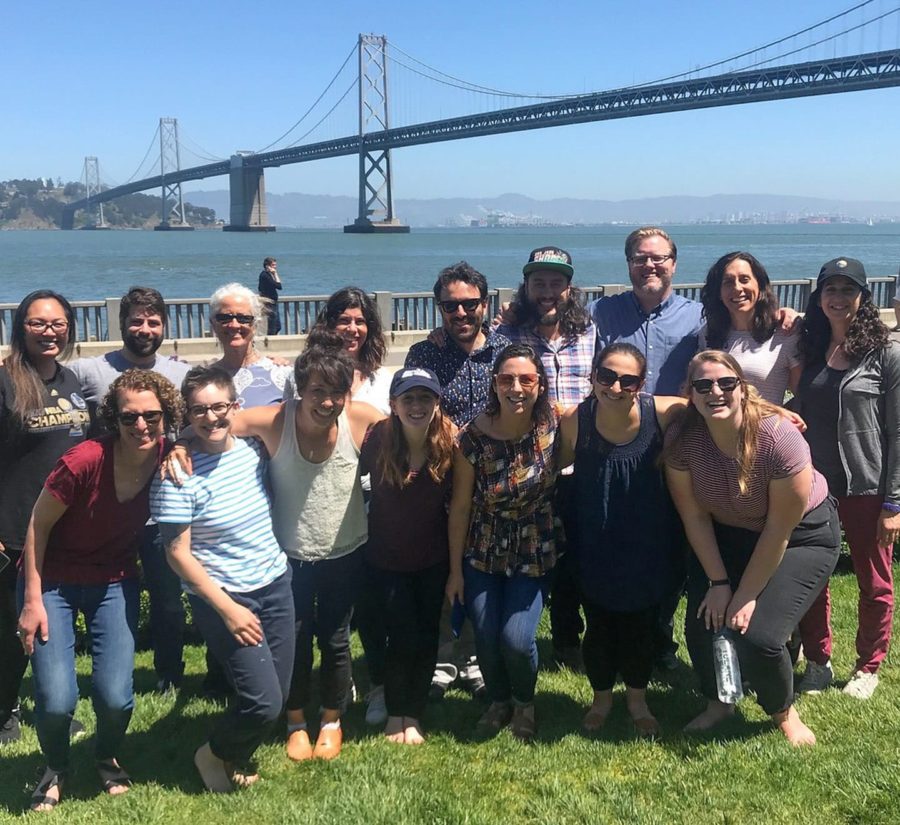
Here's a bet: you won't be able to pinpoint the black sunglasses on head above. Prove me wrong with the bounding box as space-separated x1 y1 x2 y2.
438 298 482 314
691 377 741 394
594 366 642 391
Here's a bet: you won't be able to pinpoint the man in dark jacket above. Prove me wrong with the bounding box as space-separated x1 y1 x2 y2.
258 257 282 335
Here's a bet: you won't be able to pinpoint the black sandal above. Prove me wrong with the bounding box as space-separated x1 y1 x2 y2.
96 759 132 794
30 767 65 812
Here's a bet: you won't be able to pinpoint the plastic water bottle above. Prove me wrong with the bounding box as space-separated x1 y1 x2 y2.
712 629 743 703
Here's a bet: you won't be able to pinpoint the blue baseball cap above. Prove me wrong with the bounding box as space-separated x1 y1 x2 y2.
389 367 442 398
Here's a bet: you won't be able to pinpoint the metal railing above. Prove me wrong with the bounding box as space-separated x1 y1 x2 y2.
0 277 894 346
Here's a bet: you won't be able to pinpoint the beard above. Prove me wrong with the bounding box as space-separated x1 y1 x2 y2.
124 331 163 358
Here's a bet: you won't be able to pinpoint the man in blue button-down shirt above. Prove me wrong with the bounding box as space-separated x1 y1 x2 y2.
590 227 703 397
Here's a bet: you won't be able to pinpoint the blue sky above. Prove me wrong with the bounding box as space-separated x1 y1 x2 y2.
6 0 900 201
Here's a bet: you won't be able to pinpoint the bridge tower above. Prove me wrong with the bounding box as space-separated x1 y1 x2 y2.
343 34 409 234
154 117 194 231
80 156 108 229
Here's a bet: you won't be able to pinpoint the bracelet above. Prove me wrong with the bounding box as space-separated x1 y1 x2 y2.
708 579 730 588
882 502 900 513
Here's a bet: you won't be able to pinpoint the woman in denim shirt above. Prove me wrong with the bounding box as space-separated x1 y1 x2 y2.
794 257 900 700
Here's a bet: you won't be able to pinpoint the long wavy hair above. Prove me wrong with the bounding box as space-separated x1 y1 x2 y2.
663 350 785 496
799 285 889 363
509 282 589 338
311 287 386 379
5 290 77 421
375 396 454 488
482 343 553 426
700 251 780 349
97 368 184 437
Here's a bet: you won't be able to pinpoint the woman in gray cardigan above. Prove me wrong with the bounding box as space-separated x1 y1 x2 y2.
793 257 900 700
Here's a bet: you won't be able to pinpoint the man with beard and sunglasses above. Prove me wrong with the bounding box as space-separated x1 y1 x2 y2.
406 262 510 700
495 246 595 673
69 287 191 694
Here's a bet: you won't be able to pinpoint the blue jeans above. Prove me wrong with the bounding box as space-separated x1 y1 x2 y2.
139 524 185 685
18 577 139 771
190 569 295 764
463 561 549 705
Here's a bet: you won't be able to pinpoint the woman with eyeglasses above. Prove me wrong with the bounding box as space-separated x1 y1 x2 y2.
209 283 292 408
0 291 90 750
794 258 900 700
151 366 293 792
17 369 182 810
699 252 802 404
558 343 685 736
446 343 562 742
663 351 839 746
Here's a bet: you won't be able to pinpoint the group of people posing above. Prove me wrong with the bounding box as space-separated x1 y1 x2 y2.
1 227 896 812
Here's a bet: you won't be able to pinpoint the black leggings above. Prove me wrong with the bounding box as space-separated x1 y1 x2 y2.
685 498 840 715
582 600 658 691
0 549 27 721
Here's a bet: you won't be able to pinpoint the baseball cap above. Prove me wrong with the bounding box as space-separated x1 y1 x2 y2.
390 367 442 398
522 246 574 280
817 257 867 290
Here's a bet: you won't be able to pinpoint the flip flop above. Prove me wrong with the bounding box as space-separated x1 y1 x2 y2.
31 767 65 811
96 760 132 795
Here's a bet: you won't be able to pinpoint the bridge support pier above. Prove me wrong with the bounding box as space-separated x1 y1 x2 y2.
223 155 275 232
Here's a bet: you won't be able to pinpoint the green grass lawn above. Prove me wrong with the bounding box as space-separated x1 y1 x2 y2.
1 567 898 824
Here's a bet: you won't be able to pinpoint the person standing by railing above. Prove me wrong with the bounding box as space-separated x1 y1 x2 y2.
258 257 282 336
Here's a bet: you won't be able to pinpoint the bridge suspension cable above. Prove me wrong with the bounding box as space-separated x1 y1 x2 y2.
177 128 226 163
254 42 358 153
121 123 162 185
281 76 358 148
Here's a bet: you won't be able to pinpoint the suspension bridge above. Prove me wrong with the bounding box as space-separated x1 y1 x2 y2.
63 3 900 233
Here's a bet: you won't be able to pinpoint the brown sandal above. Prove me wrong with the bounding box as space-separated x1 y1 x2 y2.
30 767 65 812
510 704 536 743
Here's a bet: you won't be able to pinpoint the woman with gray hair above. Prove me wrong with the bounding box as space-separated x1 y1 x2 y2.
209 282 292 408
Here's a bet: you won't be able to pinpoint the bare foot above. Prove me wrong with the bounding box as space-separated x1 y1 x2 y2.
684 700 735 732
403 718 426 745
582 690 613 732
384 715 405 743
772 706 816 747
225 762 260 789
625 688 660 737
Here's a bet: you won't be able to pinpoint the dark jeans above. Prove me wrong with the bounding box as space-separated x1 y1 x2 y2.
582 600 658 691
0 548 27 722
685 498 840 715
549 474 584 651
190 570 295 765
372 561 448 720
355 558 387 687
266 310 281 336
287 551 364 714
18 577 139 771
140 525 185 685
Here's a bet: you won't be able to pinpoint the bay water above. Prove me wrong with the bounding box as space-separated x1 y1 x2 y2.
2 224 899 304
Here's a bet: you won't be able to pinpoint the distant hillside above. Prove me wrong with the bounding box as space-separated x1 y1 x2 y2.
184 189 900 228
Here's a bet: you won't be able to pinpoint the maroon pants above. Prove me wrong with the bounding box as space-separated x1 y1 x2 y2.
799 496 894 673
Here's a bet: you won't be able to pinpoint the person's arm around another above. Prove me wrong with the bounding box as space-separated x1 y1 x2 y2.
346 399 387 449
17 491 69 654
727 468 810 634
159 522 262 646
558 405 579 468
446 448 475 606
878 346 900 547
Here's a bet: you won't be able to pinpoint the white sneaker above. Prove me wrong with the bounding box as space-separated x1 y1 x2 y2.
797 660 833 694
429 663 459 700
364 684 388 725
842 670 879 700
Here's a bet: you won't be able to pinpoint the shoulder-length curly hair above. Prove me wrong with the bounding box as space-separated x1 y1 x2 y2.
799 285 890 363
662 350 786 497
310 287 386 379
483 343 553 426
98 369 184 436
700 251 780 349
509 283 589 339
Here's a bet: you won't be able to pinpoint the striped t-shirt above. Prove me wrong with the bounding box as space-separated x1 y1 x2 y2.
665 413 827 532
150 437 287 594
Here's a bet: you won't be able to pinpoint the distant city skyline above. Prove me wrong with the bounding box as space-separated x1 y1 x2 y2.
6 1 900 203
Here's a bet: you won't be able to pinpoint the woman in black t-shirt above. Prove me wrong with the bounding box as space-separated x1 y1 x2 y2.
0 290 89 749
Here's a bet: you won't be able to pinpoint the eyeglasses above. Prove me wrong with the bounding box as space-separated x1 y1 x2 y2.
594 367 642 391
628 254 673 267
214 313 255 325
188 401 234 419
496 373 540 390
691 377 741 394
118 410 164 426
25 320 69 333
438 298 482 314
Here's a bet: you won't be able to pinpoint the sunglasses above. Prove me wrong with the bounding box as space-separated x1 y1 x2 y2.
495 373 540 390
214 313 255 325
118 410 164 426
691 377 741 394
188 401 234 419
594 367 642 391
439 298 482 314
